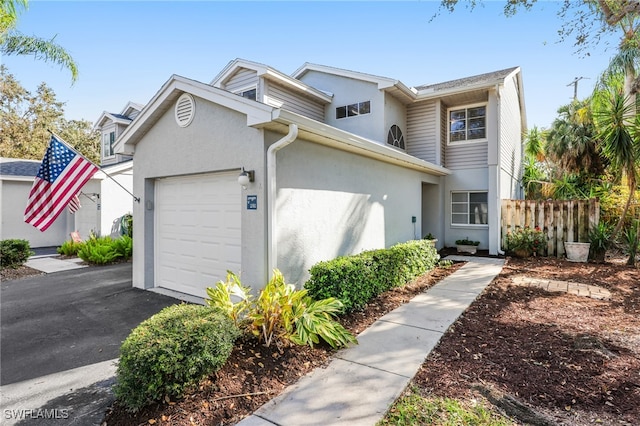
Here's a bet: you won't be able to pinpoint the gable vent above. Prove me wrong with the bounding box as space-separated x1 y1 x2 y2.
175 93 195 127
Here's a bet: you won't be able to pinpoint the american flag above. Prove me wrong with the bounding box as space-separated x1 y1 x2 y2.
68 193 82 214
24 135 99 231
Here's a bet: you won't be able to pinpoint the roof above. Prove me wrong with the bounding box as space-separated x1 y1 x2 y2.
415 67 520 93
211 58 332 104
0 158 40 178
93 101 144 131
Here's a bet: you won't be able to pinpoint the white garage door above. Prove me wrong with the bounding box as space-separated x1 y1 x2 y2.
155 171 241 298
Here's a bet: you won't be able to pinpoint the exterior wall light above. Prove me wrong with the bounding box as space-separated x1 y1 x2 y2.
238 168 255 189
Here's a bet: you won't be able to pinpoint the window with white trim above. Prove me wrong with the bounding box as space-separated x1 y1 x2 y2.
448 104 486 143
103 131 115 158
336 100 370 119
237 87 257 101
451 191 488 225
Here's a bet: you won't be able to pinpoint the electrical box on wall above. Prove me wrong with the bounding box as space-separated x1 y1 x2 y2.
411 216 416 223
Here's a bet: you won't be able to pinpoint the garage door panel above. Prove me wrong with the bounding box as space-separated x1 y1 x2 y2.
155 172 241 298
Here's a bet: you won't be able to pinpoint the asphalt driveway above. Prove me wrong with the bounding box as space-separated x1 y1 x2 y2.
1 263 178 386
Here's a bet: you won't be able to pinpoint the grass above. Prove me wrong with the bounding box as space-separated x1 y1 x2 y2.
379 387 514 426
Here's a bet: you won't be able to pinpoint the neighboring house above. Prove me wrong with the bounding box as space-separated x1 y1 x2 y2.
116 59 525 299
0 158 74 247
73 102 141 239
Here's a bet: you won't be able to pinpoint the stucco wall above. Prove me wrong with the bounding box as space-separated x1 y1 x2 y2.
272 137 440 285
297 70 385 143
1 179 71 247
131 95 267 292
73 179 100 238
100 169 134 237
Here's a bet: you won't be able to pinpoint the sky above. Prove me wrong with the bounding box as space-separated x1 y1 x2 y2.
3 1 622 130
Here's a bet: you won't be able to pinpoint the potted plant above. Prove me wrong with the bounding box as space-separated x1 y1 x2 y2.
505 226 545 258
588 222 612 263
423 233 438 246
455 238 480 254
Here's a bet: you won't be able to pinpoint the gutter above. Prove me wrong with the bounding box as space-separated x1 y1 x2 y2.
495 84 505 256
266 123 299 275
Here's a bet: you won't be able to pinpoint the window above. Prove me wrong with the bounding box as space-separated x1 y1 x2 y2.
451 191 488 225
387 124 405 149
336 101 370 119
103 131 115 158
239 88 257 101
448 105 486 143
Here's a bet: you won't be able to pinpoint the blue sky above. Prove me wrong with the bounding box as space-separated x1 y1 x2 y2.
4 1 621 130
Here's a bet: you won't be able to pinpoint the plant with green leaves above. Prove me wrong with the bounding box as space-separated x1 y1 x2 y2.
112 235 132 258
57 239 82 256
505 226 546 256
588 221 613 262
455 238 480 246
623 219 639 266
206 270 356 349
0 239 32 268
114 304 239 412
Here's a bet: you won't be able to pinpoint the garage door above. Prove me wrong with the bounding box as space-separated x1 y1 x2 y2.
155 171 241 298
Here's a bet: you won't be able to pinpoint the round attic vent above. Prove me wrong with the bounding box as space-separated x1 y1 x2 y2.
175 93 195 127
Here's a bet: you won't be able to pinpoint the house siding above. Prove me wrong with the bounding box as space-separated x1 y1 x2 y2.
407 100 437 163
445 142 488 170
499 75 524 199
224 68 259 93
264 81 324 122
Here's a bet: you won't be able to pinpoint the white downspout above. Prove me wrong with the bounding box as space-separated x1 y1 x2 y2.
267 124 299 275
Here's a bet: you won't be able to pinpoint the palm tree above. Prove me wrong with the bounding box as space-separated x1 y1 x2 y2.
0 0 78 83
593 87 640 239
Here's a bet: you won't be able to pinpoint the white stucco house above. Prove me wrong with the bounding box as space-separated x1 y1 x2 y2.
116 59 525 299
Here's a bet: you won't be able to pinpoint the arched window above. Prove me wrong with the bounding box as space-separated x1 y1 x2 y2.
387 125 405 149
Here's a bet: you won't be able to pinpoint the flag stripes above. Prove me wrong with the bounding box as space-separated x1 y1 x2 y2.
24 135 99 232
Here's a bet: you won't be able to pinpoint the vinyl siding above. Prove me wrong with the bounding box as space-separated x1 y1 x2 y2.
264 81 324 122
498 75 523 198
224 68 258 93
407 100 437 163
440 101 447 167
445 141 488 170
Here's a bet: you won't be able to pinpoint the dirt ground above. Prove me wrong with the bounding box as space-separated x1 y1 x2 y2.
4 253 637 425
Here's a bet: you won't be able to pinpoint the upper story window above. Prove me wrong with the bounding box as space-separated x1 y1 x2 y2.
448 104 486 143
235 87 257 101
451 191 488 225
336 100 370 119
387 125 405 149
103 131 115 158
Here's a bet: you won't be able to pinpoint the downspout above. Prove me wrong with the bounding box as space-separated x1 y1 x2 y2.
495 84 505 255
267 123 299 275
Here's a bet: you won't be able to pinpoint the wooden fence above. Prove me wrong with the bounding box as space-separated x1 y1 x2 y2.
501 199 600 258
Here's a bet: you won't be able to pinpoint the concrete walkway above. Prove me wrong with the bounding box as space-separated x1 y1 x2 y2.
238 256 505 426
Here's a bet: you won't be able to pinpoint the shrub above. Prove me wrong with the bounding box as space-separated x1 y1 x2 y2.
623 220 639 266
505 226 545 255
455 238 480 246
305 240 440 313
0 239 33 269
588 221 612 262
77 235 132 264
114 304 240 412
57 239 83 256
206 270 356 349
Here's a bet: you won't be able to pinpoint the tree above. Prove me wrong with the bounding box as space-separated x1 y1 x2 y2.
0 65 99 162
0 0 78 83
592 86 640 240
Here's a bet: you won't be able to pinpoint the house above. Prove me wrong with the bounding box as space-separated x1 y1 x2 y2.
116 59 525 299
73 102 142 239
0 158 75 247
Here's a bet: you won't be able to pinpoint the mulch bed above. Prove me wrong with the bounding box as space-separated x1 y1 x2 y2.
414 255 640 426
103 263 464 425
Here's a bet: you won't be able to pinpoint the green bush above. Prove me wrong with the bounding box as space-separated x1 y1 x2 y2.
0 239 33 269
305 240 440 312
114 304 240 412
57 239 82 256
206 270 356 349
77 235 132 264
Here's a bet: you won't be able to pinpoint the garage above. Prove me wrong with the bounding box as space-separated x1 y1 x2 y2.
155 171 241 298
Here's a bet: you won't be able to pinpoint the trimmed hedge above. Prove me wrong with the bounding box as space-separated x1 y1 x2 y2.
305 240 440 312
114 304 240 412
0 239 33 269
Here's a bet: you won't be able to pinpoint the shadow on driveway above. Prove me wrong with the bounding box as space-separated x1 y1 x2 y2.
1 263 179 385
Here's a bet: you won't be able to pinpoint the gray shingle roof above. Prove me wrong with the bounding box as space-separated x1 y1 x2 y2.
0 158 41 177
415 67 519 92
111 113 133 120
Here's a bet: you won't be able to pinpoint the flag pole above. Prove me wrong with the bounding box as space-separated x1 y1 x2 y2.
47 130 140 203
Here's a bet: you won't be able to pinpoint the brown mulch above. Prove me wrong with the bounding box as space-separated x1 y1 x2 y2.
103 262 464 426
0 264 44 281
414 255 640 425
